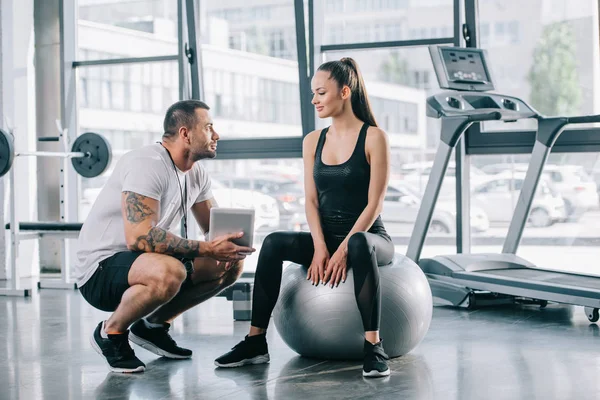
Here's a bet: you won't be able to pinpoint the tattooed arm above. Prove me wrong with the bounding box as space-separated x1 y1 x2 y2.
121 191 254 261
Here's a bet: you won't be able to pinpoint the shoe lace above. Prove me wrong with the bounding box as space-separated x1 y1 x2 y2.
145 323 177 347
109 334 135 359
367 344 389 363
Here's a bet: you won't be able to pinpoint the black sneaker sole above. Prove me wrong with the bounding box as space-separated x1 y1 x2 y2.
129 332 192 359
362 368 391 378
214 354 270 368
90 335 145 373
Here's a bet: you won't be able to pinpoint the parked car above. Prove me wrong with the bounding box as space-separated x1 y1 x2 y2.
287 181 490 235
211 179 280 231
479 163 598 220
471 172 566 227
383 182 490 234
80 176 280 232
542 165 598 220
212 174 304 229
400 161 488 197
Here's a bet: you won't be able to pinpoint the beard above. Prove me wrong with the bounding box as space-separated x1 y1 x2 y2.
191 147 217 161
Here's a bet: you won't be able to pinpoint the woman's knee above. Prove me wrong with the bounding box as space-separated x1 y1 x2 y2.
257 231 296 265
347 232 372 258
261 231 289 253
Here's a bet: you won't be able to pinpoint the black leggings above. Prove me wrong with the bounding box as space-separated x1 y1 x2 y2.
251 231 394 331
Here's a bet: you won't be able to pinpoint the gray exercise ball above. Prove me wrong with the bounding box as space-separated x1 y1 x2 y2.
272 254 433 360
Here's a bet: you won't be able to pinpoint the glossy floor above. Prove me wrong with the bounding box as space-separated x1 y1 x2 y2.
2 287 600 399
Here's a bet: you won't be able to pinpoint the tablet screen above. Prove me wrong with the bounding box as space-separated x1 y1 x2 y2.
208 208 255 248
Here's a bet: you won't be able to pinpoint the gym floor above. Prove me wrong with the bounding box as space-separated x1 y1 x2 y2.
2 283 600 400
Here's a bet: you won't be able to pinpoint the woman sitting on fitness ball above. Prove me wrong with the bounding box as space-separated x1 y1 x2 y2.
214 57 394 378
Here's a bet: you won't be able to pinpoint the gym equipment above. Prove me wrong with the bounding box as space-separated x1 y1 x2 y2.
407 45 600 320
272 255 432 361
0 127 111 297
0 129 112 178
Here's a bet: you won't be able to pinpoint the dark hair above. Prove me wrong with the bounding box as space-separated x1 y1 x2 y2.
163 100 210 139
317 57 377 127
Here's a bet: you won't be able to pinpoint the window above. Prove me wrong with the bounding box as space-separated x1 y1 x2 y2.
479 1 599 131
77 0 178 60
322 0 454 45
205 2 297 61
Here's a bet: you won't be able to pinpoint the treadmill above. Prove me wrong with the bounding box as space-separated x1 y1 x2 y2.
407 45 600 322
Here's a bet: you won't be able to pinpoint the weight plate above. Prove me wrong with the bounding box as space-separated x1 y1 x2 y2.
0 129 14 178
71 132 112 178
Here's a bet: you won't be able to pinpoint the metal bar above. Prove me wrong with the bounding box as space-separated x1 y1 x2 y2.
454 0 468 254
15 151 86 158
502 142 551 254
308 0 315 77
8 166 17 291
454 0 461 46
294 0 313 135
38 280 77 290
467 127 600 153
177 0 186 100
311 0 324 129
185 0 203 100
406 141 456 262
216 138 303 160
73 55 178 68
464 0 479 47
321 37 455 52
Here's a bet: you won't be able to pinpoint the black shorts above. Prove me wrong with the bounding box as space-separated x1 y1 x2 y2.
79 251 194 312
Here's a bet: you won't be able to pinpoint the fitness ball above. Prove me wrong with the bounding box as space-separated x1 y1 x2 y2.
272 254 433 360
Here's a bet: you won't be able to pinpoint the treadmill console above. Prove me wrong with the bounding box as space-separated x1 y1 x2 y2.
430 46 495 92
427 45 539 121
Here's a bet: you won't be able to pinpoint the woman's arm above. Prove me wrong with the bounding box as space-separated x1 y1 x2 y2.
338 126 391 253
303 130 327 250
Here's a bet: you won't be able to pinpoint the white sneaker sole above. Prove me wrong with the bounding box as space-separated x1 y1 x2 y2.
214 354 270 368
129 332 192 359
362 368 391 378
90 334 145 373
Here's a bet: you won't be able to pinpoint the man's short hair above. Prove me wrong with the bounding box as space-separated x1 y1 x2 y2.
163 100 210 139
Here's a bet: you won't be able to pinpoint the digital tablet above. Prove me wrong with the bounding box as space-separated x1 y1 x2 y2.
208 208 255 250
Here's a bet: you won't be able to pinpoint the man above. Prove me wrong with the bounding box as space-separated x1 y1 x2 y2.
74 100 255 373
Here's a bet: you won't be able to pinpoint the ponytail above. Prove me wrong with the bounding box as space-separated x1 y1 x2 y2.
317 57 378 127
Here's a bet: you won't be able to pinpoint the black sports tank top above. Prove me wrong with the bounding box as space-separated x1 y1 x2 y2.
313 123 388 242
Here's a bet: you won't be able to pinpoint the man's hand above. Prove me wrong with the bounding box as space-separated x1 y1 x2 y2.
208 232 256 262
306 244 329 286
323 247 348 288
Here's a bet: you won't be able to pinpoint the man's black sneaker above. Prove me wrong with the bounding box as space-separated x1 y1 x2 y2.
363 339 390 378
214 334 270 368
129 320 192 359
90 321 145 373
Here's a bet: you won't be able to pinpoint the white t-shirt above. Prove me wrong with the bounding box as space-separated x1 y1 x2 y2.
74 143 213 287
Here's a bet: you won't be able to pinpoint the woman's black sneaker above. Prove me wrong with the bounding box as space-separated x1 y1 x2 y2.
214 334 270 368
90 321 145 373
129 320 192 359
363 339 390 378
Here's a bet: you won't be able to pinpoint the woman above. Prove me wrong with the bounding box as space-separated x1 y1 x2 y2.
214 57 395 378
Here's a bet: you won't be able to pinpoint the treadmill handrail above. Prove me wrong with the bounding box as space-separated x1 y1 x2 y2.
503 113 600 254
567 114 600 124
468 111 502 122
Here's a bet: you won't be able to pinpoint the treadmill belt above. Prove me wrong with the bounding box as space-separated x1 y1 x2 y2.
474 268 600 291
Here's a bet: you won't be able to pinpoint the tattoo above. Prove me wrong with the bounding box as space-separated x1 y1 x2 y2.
124 192 155 223
132 227 200 258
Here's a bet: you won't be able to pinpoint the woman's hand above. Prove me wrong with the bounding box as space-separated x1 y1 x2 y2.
306 244 330 286
323 246 348 288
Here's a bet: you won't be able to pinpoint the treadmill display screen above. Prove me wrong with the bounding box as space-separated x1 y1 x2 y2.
441 48 490 84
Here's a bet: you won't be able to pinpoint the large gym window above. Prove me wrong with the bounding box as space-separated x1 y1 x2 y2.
77 0 178 60
321 0 454 45
476 0 599 133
